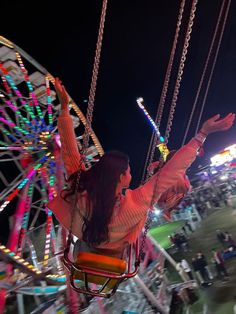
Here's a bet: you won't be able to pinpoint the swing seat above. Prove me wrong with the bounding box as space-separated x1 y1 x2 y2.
63 239 139 297
73 252 127 289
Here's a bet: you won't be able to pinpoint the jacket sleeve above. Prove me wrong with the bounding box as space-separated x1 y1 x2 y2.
127 137 202 213
57 111 82 177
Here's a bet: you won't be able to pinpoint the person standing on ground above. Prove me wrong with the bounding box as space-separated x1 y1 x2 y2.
196 252 210 282
180 259 194 280
212 248 229 280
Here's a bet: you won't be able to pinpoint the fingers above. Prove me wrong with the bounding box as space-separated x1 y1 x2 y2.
55 78 61 90
55 77 61 85
55 77 64 91
215 113 235 130
212 113 234 124
62 85 67 95
218 113 235 124
210 114 220 122
221 113 234 121
224 113 235 128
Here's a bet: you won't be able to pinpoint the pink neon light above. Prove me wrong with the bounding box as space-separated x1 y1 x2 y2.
0 289 7 314
1 146 22 151
0 117 15 127
1 163 45 212
0 63 28 107
17 186 32 255
8 185 29 253
6 101 17 112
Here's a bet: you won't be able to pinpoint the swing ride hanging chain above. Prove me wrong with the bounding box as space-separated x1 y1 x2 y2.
138 155 165 262
141 0 186 183
195 0 231 135
141 131 156 182
140 0 231 270
181 0 227 146
139 0 199 259
165 0 198 144
82 0 108 152
156 0 186 129
138 210 154 263
68 0 108 238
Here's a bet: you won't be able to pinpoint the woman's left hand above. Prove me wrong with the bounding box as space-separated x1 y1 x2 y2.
55 77 70 111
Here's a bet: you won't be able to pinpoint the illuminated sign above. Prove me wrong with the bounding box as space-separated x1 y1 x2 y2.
210 144 236 166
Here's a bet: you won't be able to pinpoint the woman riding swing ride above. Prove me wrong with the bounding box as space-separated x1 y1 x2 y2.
46 0 235 298
48 78 235 297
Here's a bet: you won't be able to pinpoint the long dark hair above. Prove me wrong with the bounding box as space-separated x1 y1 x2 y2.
62 151 129 246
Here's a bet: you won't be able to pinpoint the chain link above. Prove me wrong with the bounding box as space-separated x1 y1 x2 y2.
181 0 228 145
141 0 186 183
139 210 154 262
83 0 108 152
68 0 108 237
165 0 198 143
194 0 231 135
139 0 198 261
156 0 186 129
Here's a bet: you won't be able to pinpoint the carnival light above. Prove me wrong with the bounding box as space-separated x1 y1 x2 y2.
17 183 33 255
15 52 44 122
136 97 164 141
0 245 42 276
211 149 235 167
225 144 236 157
154 209 161 216
46 77 53 127
0 153 51 212
0 38 105 305
220 175 228 181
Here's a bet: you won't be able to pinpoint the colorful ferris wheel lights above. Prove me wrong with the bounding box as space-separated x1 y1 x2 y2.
0 38 104 303
0 154 51 212
46 77 53 127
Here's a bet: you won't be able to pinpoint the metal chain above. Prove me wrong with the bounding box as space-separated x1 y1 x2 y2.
181 0 227 145
138 153 166 262
165 0 198 143
138 0 198 261
83 0 108 152
68 0 108 237
64 1 108 302
141 0 186 183
156 0 186 129
138 210 154 262
195 0 231 134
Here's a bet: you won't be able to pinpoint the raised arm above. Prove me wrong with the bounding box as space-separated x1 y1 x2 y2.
127 113 235 211
55 78 82 177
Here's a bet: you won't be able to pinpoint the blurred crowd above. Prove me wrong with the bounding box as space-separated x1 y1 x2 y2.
170 172 236 222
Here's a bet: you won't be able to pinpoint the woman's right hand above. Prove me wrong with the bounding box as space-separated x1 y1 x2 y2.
55 77 70 111
200 113 235 135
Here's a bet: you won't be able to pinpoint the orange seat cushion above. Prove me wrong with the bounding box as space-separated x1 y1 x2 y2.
73 252 127 289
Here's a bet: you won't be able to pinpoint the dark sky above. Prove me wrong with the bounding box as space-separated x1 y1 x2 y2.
1 0 236 185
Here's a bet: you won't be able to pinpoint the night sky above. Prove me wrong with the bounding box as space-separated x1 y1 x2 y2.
1 0 236 186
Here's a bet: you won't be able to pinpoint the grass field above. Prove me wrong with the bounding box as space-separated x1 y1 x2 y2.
149 220 186 249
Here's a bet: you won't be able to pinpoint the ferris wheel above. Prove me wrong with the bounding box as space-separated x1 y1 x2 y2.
0 35 104 264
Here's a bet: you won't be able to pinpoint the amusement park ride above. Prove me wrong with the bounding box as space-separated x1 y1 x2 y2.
0 34 174 314
0 35 189 314
0 0 232 312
